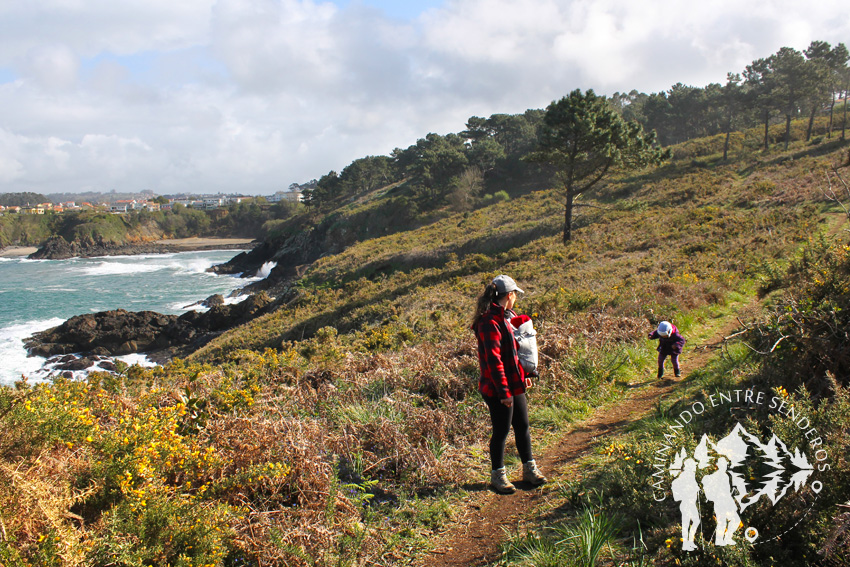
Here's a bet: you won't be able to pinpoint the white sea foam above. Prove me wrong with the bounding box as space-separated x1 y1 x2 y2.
0 327 160 386
0 318 64 386
168 291 248 313
75 255 226 278
257 261 277 279
167 257 218 275
171 301 205 312
133 253 178 259
79 261 168 276
116 353 157 368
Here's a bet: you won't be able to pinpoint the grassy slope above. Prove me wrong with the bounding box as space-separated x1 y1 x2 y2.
2 128 848 566
192 135 823 364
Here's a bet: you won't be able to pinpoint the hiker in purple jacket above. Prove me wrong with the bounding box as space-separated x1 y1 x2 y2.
648 321 686 379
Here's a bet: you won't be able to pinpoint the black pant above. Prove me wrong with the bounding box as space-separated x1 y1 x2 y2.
483 393 533 470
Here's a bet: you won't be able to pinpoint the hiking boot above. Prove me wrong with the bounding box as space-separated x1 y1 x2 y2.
674 369 682 378
490 468 516 494
522 460 547 486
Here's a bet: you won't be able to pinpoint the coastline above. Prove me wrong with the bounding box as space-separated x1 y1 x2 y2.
0 247 253 386
155 237 256 249
0 236 257 260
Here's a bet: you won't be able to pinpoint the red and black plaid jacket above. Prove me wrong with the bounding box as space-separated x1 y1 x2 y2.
473 303 526 399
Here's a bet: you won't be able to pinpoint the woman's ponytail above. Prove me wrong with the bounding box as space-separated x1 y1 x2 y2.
472 282 500 328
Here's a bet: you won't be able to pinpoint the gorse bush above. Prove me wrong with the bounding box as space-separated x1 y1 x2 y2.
750 237 850 395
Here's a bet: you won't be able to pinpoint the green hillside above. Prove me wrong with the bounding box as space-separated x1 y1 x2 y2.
0 200 299 250
2 115 850 567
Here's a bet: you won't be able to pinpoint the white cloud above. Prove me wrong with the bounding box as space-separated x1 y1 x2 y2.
0 0 213 62
0 0 849 196
20 44 80 91
0 129 26 183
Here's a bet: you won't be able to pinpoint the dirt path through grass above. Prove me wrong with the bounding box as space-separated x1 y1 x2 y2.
421 313 748 566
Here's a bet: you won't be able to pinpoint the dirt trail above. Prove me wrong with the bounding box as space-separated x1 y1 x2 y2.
422 316 746 567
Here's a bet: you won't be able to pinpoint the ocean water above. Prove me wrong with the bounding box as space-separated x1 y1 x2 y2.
0 250 273 386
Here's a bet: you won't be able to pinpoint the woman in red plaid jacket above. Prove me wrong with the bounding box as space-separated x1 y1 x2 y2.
472 275 546 494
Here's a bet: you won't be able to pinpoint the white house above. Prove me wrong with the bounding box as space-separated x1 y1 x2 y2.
269 189 303 203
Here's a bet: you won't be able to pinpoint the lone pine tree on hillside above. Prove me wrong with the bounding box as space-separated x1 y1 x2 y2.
526 89 668 243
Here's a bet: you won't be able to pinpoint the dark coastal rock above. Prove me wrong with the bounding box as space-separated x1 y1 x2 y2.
25 293 273 360
97 360 118 372
57 357 95 371
202 294 225 307
26 310 178 357
176 293 271 332
184 294 226 310
208 241 275 277
44 354 117 373
44 354 97 371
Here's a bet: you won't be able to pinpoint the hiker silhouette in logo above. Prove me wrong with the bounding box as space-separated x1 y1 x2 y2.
671 458 700 551
702 457 741 546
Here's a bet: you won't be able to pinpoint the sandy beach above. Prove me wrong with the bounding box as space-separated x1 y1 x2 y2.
0 246 39 258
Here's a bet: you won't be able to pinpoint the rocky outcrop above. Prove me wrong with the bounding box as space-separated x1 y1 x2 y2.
25 293 272 360
29 235 165 260
208 241 276 277
208 223 333 293
183 293 226 310
44 354 118 372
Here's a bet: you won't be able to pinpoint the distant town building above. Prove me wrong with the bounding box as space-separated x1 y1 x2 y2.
203 197 225 210
269 187 304 203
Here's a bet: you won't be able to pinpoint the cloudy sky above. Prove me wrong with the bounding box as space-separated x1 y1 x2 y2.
1 0 848 196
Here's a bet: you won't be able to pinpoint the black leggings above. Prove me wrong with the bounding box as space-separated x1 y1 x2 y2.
483 393 533 469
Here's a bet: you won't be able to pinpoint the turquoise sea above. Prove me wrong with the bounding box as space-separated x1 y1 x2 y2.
0 250 275 386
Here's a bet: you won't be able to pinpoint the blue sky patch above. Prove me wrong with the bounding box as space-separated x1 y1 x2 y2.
79 48 228 88
0 68 17 84
330 0 444 20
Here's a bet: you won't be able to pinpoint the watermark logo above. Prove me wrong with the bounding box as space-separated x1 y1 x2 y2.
652 388 829 551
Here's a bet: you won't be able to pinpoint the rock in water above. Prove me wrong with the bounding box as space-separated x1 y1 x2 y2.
24 293 273 360
202 294 225 307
